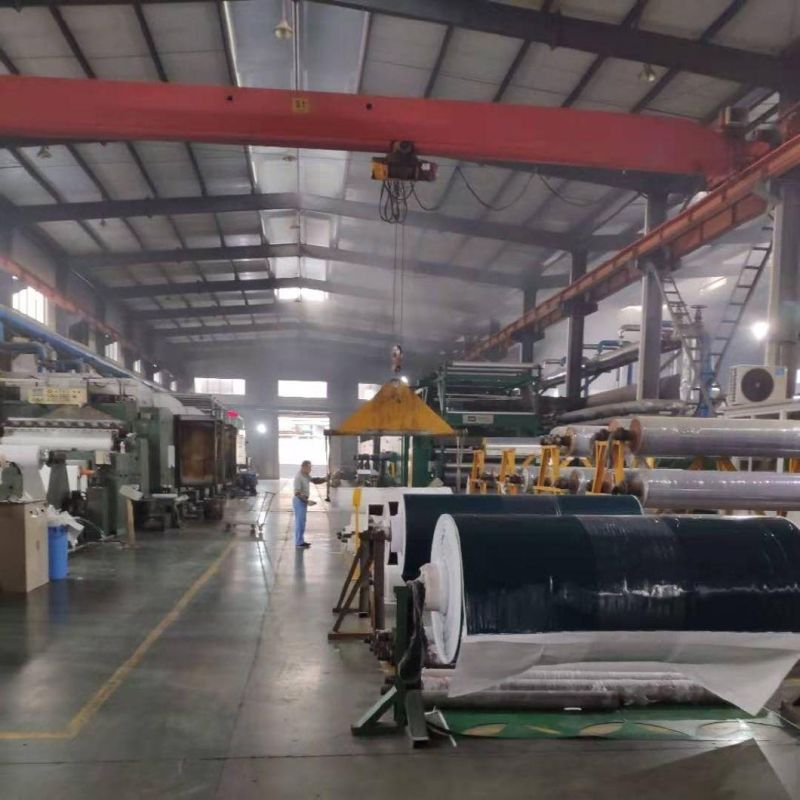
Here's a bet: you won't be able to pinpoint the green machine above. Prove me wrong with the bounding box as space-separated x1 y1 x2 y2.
412 361 545 487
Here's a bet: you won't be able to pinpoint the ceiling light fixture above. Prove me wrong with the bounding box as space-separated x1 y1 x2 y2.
274 1 293 40
639 63 656 83
751 320 769 341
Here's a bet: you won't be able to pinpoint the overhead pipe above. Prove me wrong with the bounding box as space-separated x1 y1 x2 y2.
0 340 48 371
0 304 158 385
557 399 688 424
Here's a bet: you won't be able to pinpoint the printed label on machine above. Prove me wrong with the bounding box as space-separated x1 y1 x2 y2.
462 413 494 425
26 386 88 406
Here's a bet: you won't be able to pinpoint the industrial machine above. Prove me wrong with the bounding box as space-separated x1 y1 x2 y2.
0 344 246 536
413 361 545 489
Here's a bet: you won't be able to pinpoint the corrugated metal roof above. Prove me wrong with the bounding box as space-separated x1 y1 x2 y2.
0 0 787 361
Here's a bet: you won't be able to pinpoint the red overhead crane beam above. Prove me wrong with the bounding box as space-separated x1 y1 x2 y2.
0 75 765 183
465 130 800 360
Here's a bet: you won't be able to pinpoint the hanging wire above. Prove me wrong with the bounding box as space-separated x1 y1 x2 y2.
399 221 406 337
410 165 611 215
536 174 604 208
379 179 414 223
391 222 399 333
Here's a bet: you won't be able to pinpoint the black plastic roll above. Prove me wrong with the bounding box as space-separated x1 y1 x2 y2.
452 514 800 635
399 493 642 581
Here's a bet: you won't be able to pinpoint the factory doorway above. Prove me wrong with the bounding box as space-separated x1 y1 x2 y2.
278 415 329 479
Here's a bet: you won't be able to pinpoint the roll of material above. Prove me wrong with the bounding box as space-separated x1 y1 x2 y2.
395 493 642 581
421 670 716 709
565 468 596 494
0 443 43 468
483 438 542 458
0 429 114 452
621 468 800 511
625 416 800 458
563 425 603 458
426 513 800 713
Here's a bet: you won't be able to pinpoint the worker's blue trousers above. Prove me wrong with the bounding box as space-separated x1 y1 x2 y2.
293 496 308 546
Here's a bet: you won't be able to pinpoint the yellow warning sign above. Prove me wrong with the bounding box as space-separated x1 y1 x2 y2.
27 386 87 406
291 97 310 113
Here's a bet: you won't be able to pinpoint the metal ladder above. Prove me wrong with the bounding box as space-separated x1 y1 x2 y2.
648 264 713 411
708 236 773 380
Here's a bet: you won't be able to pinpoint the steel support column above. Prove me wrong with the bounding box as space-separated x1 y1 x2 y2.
519 285 538 362
637 193 668 400
766 176 800 397
565 250 588 406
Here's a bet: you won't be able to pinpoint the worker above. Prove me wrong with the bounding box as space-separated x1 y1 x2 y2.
293 460 327 549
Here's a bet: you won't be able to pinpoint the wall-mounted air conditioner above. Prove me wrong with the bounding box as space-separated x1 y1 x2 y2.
728 365 787 406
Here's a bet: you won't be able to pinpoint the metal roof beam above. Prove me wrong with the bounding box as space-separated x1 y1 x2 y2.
68 242 570 290
14 191 628 251
307 0 797 90
161 319 450 346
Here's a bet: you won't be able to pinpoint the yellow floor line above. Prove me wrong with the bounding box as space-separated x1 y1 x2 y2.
0 538 238 742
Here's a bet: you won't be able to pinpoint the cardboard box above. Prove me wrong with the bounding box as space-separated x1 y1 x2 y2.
0 502 49 593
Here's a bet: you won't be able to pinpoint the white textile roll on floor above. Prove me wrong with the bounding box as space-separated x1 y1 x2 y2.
621 468 800 511
625 416 800 458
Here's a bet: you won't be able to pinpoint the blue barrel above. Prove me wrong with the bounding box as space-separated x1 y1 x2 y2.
47 525 69 580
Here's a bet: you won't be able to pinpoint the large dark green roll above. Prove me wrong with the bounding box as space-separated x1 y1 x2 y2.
448 514 800 637
397 493 641 581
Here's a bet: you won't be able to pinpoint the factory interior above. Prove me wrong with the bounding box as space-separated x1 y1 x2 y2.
5 0 800 797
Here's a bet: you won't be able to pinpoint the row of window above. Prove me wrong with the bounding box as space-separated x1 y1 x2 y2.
10 288 377 401
191 379 383 400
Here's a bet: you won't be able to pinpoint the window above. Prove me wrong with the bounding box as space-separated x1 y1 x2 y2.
153 371 164 386
169 380 178 392
12 286 47 325
358 383 381 401
193 377 246 396
276 287 328 302
133 359 142 374
105 340 120 362
278 379 327 399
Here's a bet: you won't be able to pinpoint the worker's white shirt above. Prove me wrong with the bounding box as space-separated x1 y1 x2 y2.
294 472 310 500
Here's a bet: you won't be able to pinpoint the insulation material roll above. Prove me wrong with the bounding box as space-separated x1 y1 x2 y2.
425 513 800 714
396 493 641 581
333 486 451 560
622 469 800 511
626 416 800 458
563 425 603 458
0 443 43 468
483 438 542 458
421 669 715 709
565 468 596 494
1 428 114 452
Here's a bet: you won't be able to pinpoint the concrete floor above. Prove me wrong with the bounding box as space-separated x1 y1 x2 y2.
0 479 798 798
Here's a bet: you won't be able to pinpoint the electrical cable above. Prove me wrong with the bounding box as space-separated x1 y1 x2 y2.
379 179 414 224
536 174 604 208
411 166 536 213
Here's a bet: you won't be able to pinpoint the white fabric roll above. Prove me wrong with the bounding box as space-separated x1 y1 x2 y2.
1 429 114 451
